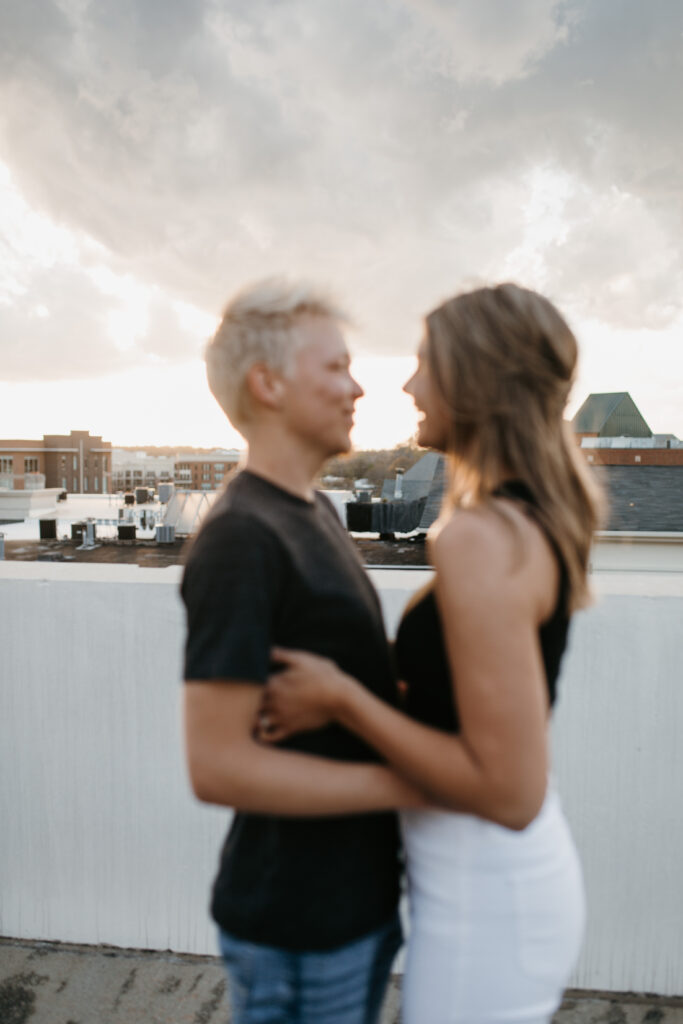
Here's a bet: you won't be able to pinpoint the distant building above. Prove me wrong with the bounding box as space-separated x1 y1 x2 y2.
397 453 683 535
572 392 683 466
110 450 175 492
0 430 112 493
376 452 445 534
593 466 683 532
0 434 244 496
371 389 683 535
0 438 47 491
345 453 442 535
572 392 652 440
173 450 242 491
381 451 442 503
580 435 683 466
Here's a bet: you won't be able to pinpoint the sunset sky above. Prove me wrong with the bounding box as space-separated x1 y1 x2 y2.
1 0 682 449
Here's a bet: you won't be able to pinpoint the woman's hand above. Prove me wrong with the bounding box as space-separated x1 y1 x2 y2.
256 648 351 743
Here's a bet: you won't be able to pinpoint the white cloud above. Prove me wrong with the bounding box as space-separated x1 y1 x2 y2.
0 0 681 412
400 0 575 85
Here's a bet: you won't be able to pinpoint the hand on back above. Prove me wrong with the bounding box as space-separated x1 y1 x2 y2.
257 647 350 743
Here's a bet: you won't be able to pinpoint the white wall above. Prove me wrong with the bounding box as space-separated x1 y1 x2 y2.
591 532 683 573
0 562 682 995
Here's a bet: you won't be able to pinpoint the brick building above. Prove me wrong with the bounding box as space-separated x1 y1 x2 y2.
580 436 683 466
173 451 241 491
0 439 47 490
110 450 175 492
0 430 112 493
572 393 683 466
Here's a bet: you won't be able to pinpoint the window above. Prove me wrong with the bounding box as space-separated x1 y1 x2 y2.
73 455 78 470
214 463 225 470
0 457 12 473
94 476 99 491
62 478 67 490
24 457 39 473
634 455 641 463
84 477 88 492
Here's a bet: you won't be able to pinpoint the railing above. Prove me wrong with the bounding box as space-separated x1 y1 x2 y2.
0 562 681 996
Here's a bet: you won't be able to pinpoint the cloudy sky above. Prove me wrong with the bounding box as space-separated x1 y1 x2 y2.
1 0 682 448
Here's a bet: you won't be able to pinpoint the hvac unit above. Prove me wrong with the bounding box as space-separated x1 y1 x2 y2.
39 519 58 540
155 525 176 545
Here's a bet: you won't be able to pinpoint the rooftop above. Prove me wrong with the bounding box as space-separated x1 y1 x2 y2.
2 938 683 1024
595 465 683 531
571 392 652 437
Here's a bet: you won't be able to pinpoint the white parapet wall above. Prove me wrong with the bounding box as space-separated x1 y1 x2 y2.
0 488 62 521
591 531 683 573
0 561 682 996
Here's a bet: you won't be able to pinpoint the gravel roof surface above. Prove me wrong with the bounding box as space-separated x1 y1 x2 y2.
3 535 429 568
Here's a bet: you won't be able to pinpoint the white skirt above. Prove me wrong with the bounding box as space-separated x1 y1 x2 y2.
400 784 585 1024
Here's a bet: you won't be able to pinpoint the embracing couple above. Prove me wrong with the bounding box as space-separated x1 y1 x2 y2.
180 278 602 1024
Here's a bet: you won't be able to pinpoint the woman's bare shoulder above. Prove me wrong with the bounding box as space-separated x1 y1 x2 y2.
430 502 558 620
431 505 515 566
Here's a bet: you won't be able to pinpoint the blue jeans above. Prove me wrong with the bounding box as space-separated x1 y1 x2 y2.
218 912 402 1024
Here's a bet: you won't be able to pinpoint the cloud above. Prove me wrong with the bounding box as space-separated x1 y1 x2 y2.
400 0 574 85
0 0 682 382
0 159 214 380
543 186 683 329
0 259 211 381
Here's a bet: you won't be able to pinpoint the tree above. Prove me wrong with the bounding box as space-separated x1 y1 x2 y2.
317 439 422 492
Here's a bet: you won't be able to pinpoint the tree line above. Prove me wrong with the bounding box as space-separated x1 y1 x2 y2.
317 440 423 492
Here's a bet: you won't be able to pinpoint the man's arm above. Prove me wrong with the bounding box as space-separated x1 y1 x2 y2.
184 680 424 815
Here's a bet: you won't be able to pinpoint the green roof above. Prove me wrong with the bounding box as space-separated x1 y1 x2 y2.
572 393 652 437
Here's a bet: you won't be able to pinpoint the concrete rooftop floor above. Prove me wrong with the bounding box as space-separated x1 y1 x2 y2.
2 939 682 1024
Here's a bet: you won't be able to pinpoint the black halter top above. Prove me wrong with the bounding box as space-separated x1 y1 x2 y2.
393 481 570 733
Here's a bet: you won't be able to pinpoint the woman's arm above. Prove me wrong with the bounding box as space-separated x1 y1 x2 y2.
184 680 425 815
262 508 556 829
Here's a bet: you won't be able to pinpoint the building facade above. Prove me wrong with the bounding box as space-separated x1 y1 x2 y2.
580 436 683 466
0 431 112 493
0 439 47 490
110 450 175 492
173 451 241 491
0 433 244 495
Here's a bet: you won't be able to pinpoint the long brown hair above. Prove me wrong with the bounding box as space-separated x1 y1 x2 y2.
425 283 604 611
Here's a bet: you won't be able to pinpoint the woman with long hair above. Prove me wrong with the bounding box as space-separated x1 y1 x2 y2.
257 283 603 1024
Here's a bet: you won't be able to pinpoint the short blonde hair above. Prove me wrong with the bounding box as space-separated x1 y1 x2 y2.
426 283 604 610
206 278 348 431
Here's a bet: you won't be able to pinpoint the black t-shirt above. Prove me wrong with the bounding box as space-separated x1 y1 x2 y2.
181 469 401 950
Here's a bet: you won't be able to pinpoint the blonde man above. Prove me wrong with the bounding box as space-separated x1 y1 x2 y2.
181 279 419 1024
